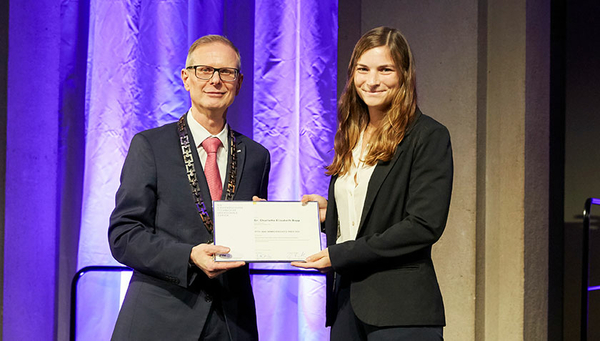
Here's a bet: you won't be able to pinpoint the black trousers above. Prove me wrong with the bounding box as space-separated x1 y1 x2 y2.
330 277 444 341
200 301 232 341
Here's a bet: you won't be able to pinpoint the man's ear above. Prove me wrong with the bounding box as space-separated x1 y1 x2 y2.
181 68 191 91
235 74 244 96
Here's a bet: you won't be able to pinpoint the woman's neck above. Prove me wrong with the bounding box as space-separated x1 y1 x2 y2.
362 111 383 152
366 109 385 131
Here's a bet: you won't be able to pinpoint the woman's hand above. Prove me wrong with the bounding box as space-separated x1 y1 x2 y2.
301 194 327 223
291 248 332 273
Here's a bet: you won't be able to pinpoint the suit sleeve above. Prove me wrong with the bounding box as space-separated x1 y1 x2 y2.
329 124 453 274
108 133 194 287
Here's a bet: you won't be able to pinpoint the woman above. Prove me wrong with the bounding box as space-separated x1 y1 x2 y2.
292 27 453 340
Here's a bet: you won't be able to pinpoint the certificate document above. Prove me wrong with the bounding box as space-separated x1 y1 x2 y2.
213 201 322 262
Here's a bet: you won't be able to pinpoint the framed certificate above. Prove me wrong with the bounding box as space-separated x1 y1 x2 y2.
213 201 322 262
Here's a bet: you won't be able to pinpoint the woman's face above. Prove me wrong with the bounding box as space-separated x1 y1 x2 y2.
353 46 400 112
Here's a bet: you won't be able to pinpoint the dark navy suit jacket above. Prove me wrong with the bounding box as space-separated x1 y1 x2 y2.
109 116 270 340
326 109 453 327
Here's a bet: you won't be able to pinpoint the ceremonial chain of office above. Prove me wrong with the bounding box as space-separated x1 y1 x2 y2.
177 114 237 235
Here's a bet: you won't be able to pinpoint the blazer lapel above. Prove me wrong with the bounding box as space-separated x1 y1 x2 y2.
356 147 404 235
355 108 423 236
231 131 246 199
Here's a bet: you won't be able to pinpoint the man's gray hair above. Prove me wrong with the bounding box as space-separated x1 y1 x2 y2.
185 35 241 69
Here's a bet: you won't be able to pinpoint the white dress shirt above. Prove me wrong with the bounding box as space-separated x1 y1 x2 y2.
186 111 229 186
334 131 376 244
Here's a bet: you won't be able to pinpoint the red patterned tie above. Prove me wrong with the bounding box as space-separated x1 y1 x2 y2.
201 137 223 201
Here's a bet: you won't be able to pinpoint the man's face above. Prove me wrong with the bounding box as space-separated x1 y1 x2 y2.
181 42 243 117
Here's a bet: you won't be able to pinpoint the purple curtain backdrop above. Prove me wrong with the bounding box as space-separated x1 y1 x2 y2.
6 0 336 340
5 1 62 339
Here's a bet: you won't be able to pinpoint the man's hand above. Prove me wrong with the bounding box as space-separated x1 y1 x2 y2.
190 244 245 279
301 194 327 223
291 248 332 273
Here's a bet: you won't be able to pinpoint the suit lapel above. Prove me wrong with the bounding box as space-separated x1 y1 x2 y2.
231 131 246 200
355 108 423 236
356 147 404 235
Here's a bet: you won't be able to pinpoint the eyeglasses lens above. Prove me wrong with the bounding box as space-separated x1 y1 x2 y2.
195 66 237 81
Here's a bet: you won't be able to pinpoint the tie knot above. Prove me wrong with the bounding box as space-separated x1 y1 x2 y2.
202 137 222 153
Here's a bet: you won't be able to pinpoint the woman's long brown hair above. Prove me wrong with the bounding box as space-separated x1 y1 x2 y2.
326 27 417 176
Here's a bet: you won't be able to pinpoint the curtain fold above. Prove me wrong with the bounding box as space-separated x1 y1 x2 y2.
57 0 90 338
252 1 337 340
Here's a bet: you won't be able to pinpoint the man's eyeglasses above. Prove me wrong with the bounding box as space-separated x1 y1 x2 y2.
186 65 240 82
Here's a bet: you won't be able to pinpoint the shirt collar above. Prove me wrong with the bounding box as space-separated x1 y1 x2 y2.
186 110 229 149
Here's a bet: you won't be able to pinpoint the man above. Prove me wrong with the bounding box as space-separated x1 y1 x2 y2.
109 35 270 340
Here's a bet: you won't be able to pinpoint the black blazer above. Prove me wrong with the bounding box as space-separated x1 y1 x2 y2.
326 109 453 327
108 116 270 340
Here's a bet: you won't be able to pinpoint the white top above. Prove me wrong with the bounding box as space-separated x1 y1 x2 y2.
334 131 377 244
186 111 229 185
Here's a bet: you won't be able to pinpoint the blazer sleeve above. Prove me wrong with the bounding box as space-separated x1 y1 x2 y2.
259 150 271 200
108 133 195 287
329 124 453 273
